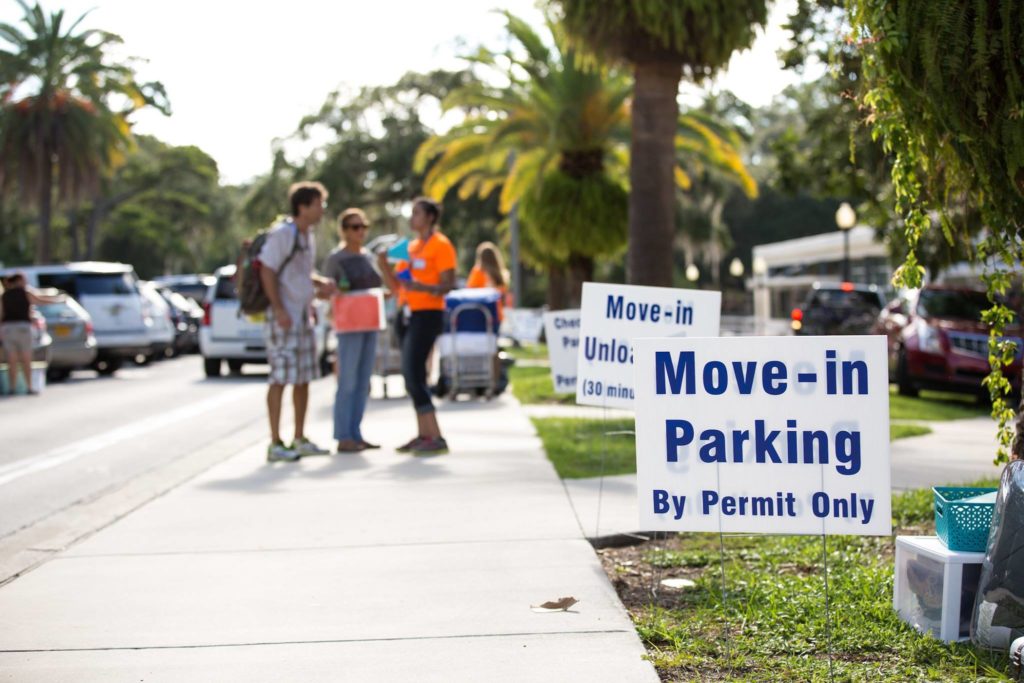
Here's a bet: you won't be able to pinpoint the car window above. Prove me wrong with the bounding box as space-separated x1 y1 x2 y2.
809 290 882 309
215 276 237 300
38 273 136 297
918 290 989 320
36 302 73 318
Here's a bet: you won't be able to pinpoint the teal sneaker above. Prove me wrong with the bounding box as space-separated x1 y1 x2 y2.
291 437 330 457
267 442 299 462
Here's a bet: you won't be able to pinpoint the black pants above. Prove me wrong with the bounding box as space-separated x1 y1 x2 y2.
401 310 443 414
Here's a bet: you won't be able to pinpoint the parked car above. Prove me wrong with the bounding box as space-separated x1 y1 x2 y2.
1 263 148 375
790 282 886 335
873 285 1023 397
157 286 202 354
138 281 176 362
34 295 97 381
153 274 216 305
199 265 335 378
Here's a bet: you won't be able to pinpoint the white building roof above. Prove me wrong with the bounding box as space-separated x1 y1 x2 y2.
753 226 887 269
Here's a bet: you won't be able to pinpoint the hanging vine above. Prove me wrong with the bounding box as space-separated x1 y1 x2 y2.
847 0 1024 463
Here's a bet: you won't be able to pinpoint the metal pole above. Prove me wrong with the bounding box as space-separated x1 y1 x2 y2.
510 204 521 307
842 229 850 282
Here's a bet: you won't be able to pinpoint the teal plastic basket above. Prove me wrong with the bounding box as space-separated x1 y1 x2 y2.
933 486 997 552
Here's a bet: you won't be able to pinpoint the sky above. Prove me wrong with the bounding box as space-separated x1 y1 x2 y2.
2 0 809 185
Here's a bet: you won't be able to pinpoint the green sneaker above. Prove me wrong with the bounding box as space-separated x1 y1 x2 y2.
267 442 299 462
291 437 330 456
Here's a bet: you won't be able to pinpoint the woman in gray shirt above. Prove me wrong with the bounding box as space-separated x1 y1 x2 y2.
322 208 383 452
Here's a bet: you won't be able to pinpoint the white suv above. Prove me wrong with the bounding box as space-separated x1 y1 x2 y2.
3 262 149 375
199 265 335 378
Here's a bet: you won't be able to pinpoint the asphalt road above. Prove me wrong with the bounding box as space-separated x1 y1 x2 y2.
0 354 335 542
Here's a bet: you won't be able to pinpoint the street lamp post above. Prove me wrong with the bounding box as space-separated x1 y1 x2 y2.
835 202 856 281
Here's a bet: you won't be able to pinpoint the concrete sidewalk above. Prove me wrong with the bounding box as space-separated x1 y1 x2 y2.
0 385 658 682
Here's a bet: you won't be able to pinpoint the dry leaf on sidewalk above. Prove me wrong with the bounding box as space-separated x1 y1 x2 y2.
531 596 579 612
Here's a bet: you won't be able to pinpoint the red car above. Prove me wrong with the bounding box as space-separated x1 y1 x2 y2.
873 286 1023 398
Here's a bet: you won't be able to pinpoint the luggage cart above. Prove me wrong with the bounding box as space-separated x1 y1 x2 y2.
434 288 505 400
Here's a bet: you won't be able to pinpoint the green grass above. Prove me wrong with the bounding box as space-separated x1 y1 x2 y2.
536 417 939 479
504 342 549 361
628 527 1011 681
889 387 989 421
530 417 636 478
891 423 932 441
509 365 575 405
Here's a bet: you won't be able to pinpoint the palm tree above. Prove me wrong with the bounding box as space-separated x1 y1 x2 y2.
551 0 769 287
414 12 632 307
0 0 168 263
416 13 757 306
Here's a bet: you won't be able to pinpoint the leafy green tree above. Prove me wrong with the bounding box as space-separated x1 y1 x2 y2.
848 0 1024 462
416 12 756 306
551 0 768 286
96 137 224 277
416 12 632 307
0 0 169 263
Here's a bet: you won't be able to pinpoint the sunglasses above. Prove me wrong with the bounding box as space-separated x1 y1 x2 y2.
344 223 369 230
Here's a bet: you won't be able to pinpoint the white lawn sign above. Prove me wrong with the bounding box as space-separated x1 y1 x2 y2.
543 309 581 395
633 336 891 536
576 282 721 409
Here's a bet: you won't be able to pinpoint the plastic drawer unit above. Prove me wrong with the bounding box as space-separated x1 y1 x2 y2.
894 535 985 642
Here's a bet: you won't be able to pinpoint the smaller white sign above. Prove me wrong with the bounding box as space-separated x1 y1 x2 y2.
543 309 581 395
576 282 721 409
633 336 891 536
505 308 544 344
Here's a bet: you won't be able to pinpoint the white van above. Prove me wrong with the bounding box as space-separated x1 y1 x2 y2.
2 262 150 375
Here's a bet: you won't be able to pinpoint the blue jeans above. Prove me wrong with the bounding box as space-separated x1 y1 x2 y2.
333 331 378 441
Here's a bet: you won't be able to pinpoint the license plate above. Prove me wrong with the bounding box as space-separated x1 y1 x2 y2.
53 324 72 338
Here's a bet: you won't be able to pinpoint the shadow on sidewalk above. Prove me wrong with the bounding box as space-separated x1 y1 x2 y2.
198 452 373 493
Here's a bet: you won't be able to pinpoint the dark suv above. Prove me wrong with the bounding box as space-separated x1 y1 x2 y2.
790 282 886 336
873 286 1023 397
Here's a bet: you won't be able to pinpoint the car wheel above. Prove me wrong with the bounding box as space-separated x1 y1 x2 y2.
896 349 919 397
204 358 222 378
46 367 71 382
95 358 122 376
227 360 244 374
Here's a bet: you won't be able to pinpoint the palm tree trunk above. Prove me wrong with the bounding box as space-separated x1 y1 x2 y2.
67 207 80 260
566 252 593 308
35 158 54 264
547 267 571 310
629 59 682 287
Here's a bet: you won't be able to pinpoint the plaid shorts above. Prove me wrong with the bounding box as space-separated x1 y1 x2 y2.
265 310 317 386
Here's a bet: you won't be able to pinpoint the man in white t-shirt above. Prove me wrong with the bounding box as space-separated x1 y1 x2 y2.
258 181 336 462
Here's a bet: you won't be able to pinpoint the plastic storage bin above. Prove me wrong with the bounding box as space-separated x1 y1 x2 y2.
934 486 997 552
894 535 984 641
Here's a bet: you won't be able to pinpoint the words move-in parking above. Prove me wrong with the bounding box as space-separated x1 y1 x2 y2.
633 336 891 535
543 310 580 395
576 283 721 408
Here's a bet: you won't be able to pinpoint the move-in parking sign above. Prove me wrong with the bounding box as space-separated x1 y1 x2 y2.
543 310 580 395
576 283 721 408
633 336 891 535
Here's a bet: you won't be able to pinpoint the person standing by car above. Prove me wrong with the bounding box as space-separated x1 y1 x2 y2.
322 208 383 453
258 181 335 462
377 197 456 455
1 273 64 395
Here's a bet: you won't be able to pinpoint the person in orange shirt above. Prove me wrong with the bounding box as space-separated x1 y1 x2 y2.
466 241 510 328
377 197 456 455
